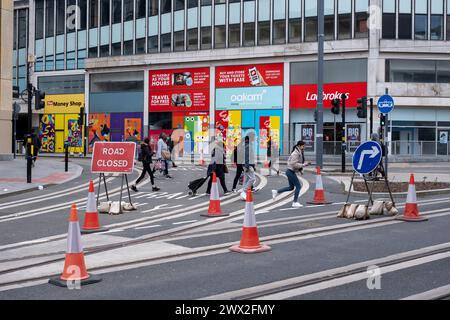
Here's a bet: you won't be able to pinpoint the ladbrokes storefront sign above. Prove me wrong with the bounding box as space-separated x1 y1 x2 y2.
44 94 85 114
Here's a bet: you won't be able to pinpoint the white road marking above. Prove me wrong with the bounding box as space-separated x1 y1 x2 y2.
134 225 162 230
142 204 183 213
172 220 198 225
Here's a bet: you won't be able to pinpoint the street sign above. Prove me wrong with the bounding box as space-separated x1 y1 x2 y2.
91 142 136 174
352 141 382 175
377 95 394 114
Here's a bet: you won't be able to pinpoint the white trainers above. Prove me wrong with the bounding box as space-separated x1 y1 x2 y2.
240 192 247 201
292 202 303 208
272 190 278 200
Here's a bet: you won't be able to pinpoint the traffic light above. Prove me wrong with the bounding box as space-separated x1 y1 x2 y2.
34 90 45 110
78 107 85 126
380 113 386 127
356 96 367 118
331 98 340 115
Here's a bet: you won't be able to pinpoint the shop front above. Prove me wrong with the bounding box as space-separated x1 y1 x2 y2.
39 94 85 153
215 63 284 156
289 59 368 154
148 67 210 155
89 71 144 153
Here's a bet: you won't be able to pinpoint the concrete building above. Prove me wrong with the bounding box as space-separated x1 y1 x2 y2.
12 0 450 159
1 0 14 160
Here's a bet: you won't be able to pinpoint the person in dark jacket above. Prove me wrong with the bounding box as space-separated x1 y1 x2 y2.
206 142 229 194
231 141 244 192
31 132 42 167
131 137 160 192
166 135 177 168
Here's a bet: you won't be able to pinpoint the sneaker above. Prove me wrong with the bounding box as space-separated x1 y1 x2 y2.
165 174 172 179
292 202 303 208
131 185 138 192
240 192 247 201
232 189 238 193
272 190 278 200
152 186 160 191
223 190 231 195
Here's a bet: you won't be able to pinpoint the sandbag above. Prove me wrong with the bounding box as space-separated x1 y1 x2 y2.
387 205 399 216
384 201 394 211
337 203 350 218
345 204 358 219
98 201 111 214
355 205 369 220
369 200 384 215
109 201 126 215
122 202 137 211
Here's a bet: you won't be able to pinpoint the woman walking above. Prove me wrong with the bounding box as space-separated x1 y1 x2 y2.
206 142 229 195
272 141 311 208
131 137 160 192
231 142 244 193
156 132 172 179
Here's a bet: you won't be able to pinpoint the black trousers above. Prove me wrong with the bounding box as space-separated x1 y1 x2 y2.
136 162 155 185
206 170 228 193
232 164 244 190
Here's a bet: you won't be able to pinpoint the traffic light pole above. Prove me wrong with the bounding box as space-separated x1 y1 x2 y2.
369 98 374 136
341 94 347 173
316 0 324 169
26 61 32 183
384 89 389 178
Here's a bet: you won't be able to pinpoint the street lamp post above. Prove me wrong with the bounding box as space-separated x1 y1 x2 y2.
26 55 35 183
316 0 325 168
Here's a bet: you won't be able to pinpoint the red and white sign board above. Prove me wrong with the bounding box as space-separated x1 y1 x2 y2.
215 63 284 88
290 82 367 109
91 142 136 174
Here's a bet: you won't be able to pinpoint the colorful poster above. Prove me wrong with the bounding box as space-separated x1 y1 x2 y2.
216 63 284 88
124 118 142 142
149 67 210 112
184 114 209 154
301 124 315 152
289 82 367 109
88 113 111 153
67 119 82 147
40 114 56 153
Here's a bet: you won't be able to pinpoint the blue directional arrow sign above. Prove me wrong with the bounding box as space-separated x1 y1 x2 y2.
352 141 383 174
377 95 394 114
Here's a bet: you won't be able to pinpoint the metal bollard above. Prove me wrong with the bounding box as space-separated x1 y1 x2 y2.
65 142 69 172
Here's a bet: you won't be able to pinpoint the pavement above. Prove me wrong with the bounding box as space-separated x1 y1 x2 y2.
0 157 83 197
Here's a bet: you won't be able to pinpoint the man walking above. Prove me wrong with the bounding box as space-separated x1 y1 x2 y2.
240 134 256 201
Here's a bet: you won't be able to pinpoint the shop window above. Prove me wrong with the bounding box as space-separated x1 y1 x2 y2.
228 24 240 47
387 59 436 83
90 72 144 93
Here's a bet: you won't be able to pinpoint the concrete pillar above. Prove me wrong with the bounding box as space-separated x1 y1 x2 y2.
0 0 14 160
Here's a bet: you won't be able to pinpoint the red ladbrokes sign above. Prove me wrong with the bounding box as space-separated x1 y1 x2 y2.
91 142 136 174
290 82 367 109
215 63 283 88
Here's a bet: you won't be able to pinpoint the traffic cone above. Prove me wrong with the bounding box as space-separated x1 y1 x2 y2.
201 172 229 217
230 188 271 254
307 167 332 205
49 204 102 287
82 180 109 234
395 174 428 222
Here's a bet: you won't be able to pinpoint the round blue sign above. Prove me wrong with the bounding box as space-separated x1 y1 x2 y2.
352 141 383 174
377 95 394 114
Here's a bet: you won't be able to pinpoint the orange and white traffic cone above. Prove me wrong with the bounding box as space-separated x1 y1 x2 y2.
307 167 331 205
49 204 102 287
201 172 229 217
395 174 427 222
230 188 271 253
82 180 108 234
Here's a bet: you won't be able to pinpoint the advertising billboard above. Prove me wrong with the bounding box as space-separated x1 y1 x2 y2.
149 67 210 112
215 63 284 88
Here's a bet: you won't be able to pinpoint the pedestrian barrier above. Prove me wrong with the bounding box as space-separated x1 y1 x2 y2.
395 174 428 222
201 172 229 217
49 203 102 287
307 167 331 205
229 188 271 254
82 180 109 234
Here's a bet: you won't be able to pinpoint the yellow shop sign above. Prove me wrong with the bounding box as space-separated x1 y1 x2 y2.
44 94 85 114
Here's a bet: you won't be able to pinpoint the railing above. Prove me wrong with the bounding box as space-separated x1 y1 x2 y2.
390 140 448 156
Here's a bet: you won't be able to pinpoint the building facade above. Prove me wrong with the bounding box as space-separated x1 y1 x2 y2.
12 0 450 158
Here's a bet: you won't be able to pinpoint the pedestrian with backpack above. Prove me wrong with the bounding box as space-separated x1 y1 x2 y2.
131 137 160 192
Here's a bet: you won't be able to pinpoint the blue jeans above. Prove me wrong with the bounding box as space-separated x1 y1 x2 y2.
277 169 302 202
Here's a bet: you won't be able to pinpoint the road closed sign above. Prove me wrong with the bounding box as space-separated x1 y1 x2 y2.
91 142 136 174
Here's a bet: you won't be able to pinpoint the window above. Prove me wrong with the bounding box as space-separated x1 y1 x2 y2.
161 0 172 14
35 0 44 39
148 35 158 52
91 72 144 93
273 0 286 44
243 1 255 46
201 1 212 49
288 0 302 43
124 0 134 22
188 28 198 50
175 0 186 11
215 3 226 48
149 0 159 16
430 0 444 40
113 0 121 24
187 5 198 50
355 0 368 38
398 0 412 39
228 1 241 47
215 26 226 48
112 42 121 55
136 38 146 54
415 0 428 40
447 0 450 40
382 0 396 39
161 33 172 52
201 27 212 49
174 31 185 51
338 0 351 39
46 0 55 37
136 0 146 19
56 0 65 35
79 0 88 30
124 40 133 55
304 0 317 42
90 0 99 28
188 0 198 9
324 0 335 40
17 9 27 49
437 61 450 83
387 59 436 83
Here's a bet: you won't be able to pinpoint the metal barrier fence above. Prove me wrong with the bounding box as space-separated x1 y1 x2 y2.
390 140 449 156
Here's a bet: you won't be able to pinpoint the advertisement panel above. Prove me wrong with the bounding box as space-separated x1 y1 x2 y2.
67 120 83 147
40 114 55 153
149 67 210 112
216 63 283 88
91 142 136 174
124 118 142 142
300 124 315 152
88 113 111 153
215 86 283 110
44 94 85 114
347 124 361 152
289 82 367 109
